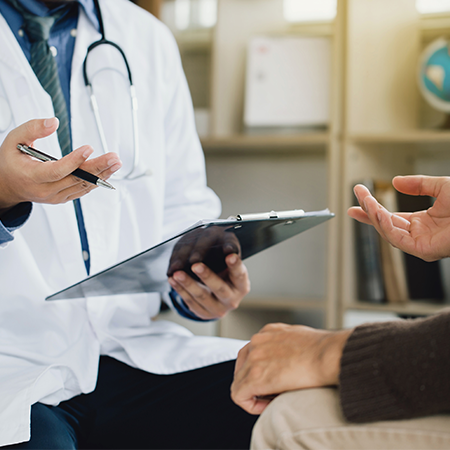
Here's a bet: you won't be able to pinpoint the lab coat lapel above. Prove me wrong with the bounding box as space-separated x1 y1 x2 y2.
0 14 53 136
0 16 87 284
70 6 102 95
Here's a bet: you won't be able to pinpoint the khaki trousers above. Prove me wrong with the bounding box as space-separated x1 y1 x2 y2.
251 388 450 450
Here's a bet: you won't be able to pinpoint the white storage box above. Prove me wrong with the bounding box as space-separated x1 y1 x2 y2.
244 35 331 129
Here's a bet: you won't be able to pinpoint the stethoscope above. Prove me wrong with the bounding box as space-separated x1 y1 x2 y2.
82 0 143 180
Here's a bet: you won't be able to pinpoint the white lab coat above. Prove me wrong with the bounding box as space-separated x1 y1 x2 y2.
0 0 245 446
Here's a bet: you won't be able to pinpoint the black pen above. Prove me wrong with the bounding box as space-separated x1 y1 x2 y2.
17 144 115 190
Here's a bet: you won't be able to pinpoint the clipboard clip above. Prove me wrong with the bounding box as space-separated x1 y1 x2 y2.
230 209 305 221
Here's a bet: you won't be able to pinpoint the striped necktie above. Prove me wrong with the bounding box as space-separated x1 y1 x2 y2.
8 0 72 156
6 1 92 274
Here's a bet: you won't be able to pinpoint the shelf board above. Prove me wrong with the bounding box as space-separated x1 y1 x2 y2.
240 296 325 311
348 130 450 144
286 20 335 37
201 133 329 153
421 13 450 42
345 300 448 316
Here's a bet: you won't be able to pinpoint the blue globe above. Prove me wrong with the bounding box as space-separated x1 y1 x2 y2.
418 38 450 112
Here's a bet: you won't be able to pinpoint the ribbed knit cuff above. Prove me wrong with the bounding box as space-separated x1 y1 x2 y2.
339 322 407 423
339 310 450 423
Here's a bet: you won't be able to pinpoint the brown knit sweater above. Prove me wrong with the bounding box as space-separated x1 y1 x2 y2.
339 309 450 423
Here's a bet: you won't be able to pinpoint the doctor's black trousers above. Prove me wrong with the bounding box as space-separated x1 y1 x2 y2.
4 356 258 450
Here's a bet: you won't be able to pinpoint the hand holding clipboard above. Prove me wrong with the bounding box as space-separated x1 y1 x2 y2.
47 209 333 301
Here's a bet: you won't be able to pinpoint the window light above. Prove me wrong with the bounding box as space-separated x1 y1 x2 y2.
283 0 337 22
416 0 450 14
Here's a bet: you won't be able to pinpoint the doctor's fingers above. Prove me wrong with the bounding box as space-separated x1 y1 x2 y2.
187 228 241 264
52 158 123 202
167 232 201 276
24 176 95 205
78 152 122 180
176 257 250 316
32 148 121 184
31 145 94 183
29 161 122 205
170 269 233 319
51 178 100 203
191 262 246 311
225 254 250 296
168 276 223 320
5 118 59 150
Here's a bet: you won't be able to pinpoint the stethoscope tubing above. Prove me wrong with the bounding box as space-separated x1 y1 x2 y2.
82 0 142 180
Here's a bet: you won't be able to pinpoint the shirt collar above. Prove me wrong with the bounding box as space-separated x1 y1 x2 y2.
12 0 99 31
77 0 99 31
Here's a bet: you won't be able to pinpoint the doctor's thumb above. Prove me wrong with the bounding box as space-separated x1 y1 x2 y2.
13 118 60 145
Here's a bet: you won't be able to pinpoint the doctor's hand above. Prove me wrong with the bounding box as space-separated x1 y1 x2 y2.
231 323 352 415
348 176 450 262
0 118 122 216
167 251 250 320
167 226 250 320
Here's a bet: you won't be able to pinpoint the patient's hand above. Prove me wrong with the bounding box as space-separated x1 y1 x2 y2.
348 175 450 262
231 323 351 415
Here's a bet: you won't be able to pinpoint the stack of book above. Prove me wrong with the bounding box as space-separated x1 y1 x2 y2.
353 179 444 304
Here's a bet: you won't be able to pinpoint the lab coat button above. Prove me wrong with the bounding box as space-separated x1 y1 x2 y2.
50 46 57 57
82 251 90 261
70 29 77 37
18 29 24 37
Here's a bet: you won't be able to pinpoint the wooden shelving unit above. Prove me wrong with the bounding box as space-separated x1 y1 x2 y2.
239 296 326 311
345 300 446 317
348 131 450 144
136 0 161 18
153 0 343 338
151 0 450 338
201 133 329 153
340 0 450 327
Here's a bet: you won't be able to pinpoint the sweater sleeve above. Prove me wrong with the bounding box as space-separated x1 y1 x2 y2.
339 309 450 423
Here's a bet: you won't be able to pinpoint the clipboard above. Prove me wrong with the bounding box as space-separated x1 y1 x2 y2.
46 208 334 301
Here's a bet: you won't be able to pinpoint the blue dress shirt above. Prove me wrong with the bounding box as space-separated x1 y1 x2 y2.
0 0 99 119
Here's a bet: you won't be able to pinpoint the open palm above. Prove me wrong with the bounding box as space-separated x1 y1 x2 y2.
348 175 450 262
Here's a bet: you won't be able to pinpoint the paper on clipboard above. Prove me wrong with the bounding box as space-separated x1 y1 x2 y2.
46 209 333 301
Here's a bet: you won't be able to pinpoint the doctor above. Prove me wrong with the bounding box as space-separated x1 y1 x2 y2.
0 0 256 448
